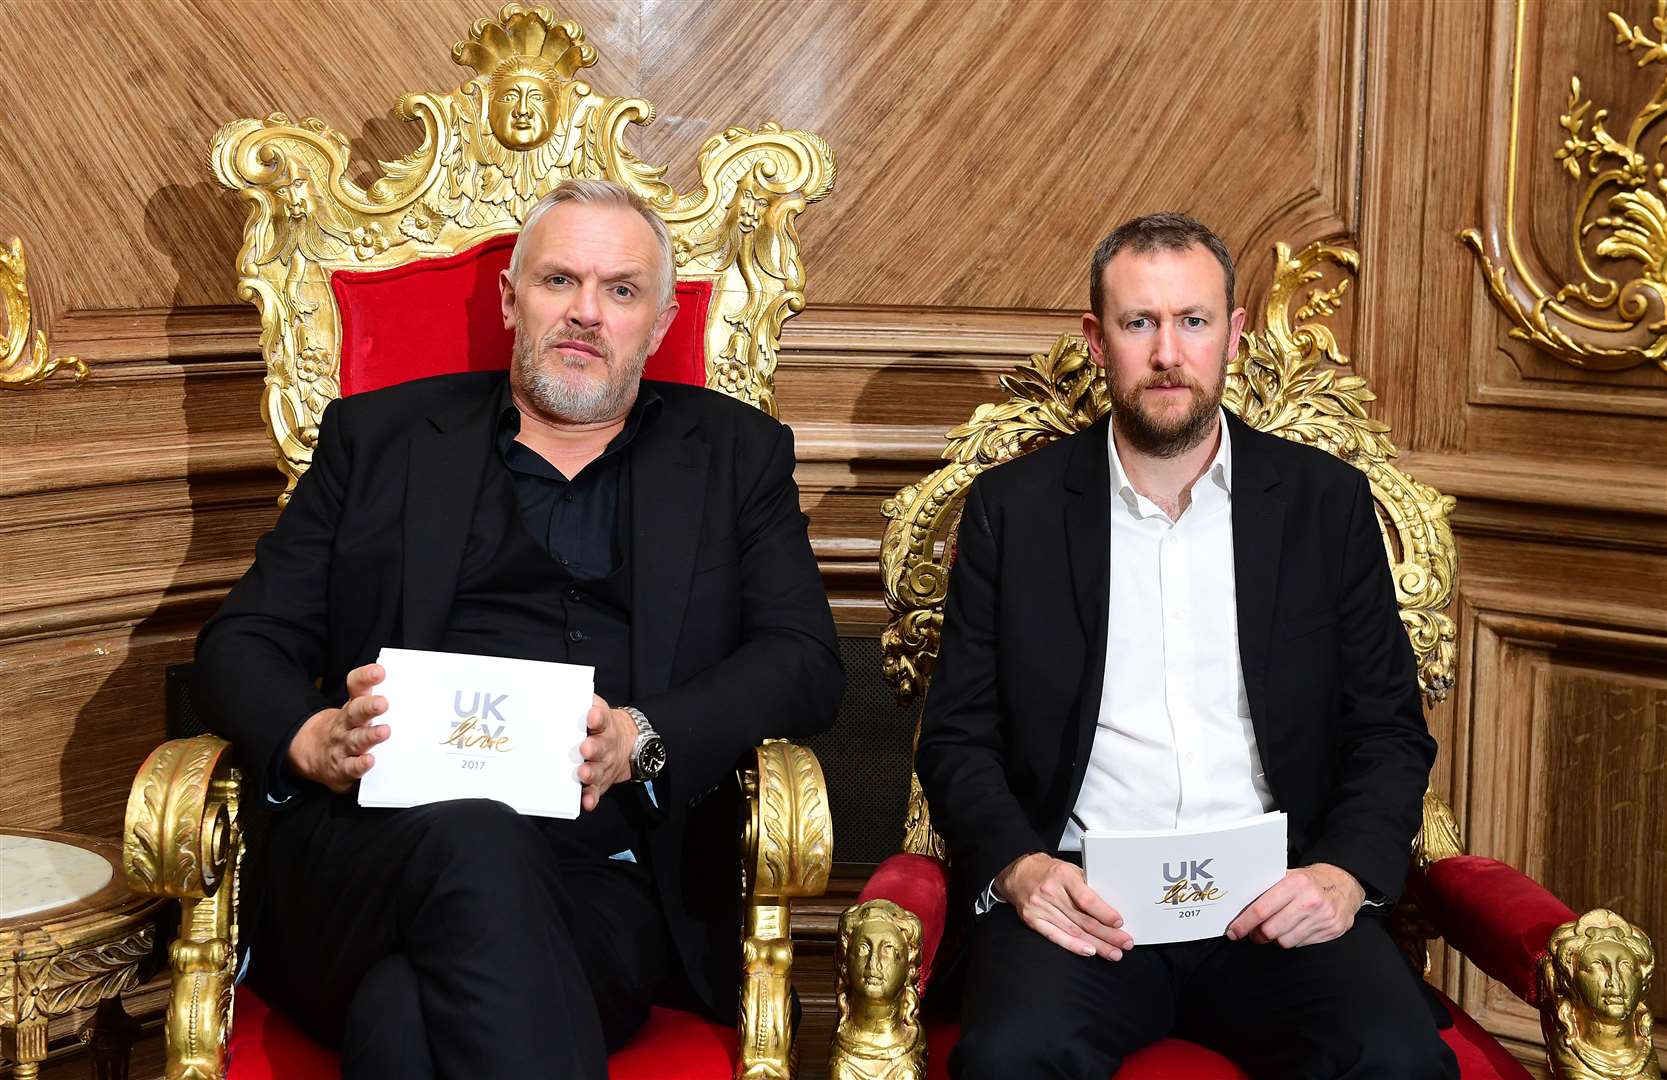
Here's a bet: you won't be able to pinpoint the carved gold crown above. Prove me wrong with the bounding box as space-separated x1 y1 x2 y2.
452 5 598 83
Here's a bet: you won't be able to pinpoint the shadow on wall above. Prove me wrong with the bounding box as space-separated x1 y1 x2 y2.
53 177 281 837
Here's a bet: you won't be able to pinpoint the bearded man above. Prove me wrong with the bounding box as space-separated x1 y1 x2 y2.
194 178 841 1079
915 213 1456 1078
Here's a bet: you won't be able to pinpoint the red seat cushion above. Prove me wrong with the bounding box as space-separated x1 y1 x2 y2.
227 986 738 1079
329 233 713 396
920 989 1530 1079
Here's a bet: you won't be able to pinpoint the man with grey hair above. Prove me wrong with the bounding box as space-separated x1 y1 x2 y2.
918 212 1455 1077
196 178 842 1078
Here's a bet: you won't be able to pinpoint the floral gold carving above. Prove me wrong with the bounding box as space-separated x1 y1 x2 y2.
0 236 88 390
829 899 925 1080
1541 910 1660 1080
1462 0 1667 371
212 3 834 501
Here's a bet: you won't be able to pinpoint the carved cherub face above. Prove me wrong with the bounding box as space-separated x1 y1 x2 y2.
850 916 908 1004
488 64 555 149
1572 938 1644 1022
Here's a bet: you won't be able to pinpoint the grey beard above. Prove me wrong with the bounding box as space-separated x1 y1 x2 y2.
512 333 649 424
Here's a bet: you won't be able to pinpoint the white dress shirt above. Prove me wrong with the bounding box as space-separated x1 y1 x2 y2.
1059 412 1274 850
979 413 1276 912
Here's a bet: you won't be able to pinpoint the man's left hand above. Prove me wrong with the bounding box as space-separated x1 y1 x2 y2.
577 694 635 811
1225 863 1364 948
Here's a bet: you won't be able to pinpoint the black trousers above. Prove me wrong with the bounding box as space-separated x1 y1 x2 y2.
249 795 678 1080
951 904 1458 1080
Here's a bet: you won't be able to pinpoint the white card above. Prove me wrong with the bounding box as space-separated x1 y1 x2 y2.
356 647 592 819
1082 811 1288 946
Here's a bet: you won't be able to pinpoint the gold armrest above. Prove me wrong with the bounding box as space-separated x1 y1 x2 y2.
738 740 832 1080
123 735 241 1080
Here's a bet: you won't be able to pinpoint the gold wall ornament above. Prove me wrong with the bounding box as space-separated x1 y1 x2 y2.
1461 0 1667 371
1540 910 1660 1080
0 236 88 389
212 2 834 501
123 736 241 1080
828 900 926 1080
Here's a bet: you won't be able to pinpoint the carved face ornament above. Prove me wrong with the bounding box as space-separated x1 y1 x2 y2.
851 917 908 1003
1574 939 1642 1023
488 63 556 150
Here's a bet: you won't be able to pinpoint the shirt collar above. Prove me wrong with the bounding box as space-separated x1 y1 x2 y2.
493 377 662 467
1106 408 1233 516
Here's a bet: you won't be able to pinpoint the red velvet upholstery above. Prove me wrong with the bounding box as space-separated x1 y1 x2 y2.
858 853 951 983
227 987 738 1079
918 991 1529 1079
1420 855 1576 1006
330 234 713 396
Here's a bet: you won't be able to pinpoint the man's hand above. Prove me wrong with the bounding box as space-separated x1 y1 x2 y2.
577 694 635 811
995 852 1134 960
1225 863 1364 948
285 663 389 794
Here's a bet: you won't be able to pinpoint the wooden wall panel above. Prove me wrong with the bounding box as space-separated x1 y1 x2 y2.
1 0 1664 1074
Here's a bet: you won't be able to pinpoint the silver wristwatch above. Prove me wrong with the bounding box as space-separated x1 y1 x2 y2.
621 706 666 782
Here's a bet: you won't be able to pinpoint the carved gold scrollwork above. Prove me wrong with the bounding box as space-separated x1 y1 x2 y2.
877 242 1461 866
1462 0 1667 371
212 3 834 500
123 736 241 1080
739 740 832 1080
0 236 88 389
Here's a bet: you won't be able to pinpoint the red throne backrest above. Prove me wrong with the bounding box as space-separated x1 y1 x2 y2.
329 233 714 395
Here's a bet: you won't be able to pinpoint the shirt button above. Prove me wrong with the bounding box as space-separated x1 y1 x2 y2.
567 628 586 643
566 588 581 601
558 555 569 566
563 492 575 503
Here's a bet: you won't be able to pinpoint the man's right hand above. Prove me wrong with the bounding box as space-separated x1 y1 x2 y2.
284 663 390 794
995 851 1134 960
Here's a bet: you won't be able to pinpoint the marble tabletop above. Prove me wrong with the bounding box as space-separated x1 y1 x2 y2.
0 833 115 920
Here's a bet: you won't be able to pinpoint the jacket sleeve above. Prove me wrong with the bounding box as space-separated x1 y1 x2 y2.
194 399 351 801
915 478 1050 901
631 422 842 808
1297 472 1436 904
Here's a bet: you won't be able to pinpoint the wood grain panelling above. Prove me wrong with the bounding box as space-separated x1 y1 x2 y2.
1 0 1664 1073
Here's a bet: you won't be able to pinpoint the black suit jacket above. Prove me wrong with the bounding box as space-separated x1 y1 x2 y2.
196 371 842 1012
915 413 1435 915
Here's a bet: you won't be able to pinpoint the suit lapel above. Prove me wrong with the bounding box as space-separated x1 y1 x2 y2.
399 384 500 649
1064 420 1112 771
628 409 710 698
1228 414 1286 733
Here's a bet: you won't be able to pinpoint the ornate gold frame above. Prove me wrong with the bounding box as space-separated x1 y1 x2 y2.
0 236 88 390
125 735 829 1080
212 3 834 500
1462 0 1667 371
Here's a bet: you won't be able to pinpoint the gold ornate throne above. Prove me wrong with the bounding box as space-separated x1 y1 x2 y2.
828 243 1661 1080
121 6 833 1079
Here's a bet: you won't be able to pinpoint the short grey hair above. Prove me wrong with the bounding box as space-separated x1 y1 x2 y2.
1089 212 1235 320
508 178 676 306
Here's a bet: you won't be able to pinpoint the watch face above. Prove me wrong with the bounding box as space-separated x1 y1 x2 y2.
639 735 667 779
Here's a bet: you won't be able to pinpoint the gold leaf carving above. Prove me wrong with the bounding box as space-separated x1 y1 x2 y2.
0 236 88 390
1462 0 1667 371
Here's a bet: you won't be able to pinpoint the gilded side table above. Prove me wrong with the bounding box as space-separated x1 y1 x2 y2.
0 829 163 1079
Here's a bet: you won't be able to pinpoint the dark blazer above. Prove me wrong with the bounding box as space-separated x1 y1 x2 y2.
915 413 1435 915
195 371 842 1012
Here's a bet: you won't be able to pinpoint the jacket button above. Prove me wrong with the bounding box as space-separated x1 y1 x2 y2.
567 628 586 643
